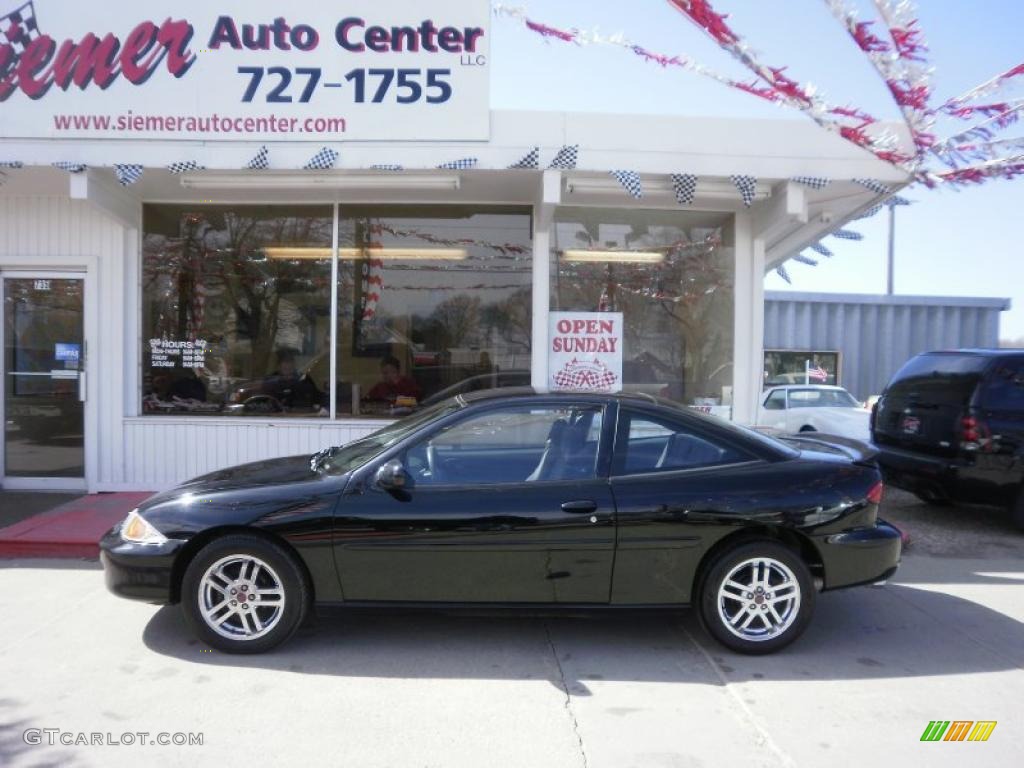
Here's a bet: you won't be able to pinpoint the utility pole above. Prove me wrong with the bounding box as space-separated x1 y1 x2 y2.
886 202 896 295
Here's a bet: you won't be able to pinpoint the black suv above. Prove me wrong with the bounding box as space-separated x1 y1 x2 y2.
872 349 1024 529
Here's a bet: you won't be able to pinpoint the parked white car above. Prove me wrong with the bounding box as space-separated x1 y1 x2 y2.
756 385 870 441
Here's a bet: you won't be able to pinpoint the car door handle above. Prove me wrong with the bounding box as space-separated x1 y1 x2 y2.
561 500 598 514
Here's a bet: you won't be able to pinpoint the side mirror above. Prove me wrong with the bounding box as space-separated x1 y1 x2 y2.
374 459 410 491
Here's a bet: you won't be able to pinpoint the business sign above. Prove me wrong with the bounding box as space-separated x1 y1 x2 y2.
0 0 490 142
548 312 623 393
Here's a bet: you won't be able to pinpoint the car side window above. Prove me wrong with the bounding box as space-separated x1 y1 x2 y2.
404 405 604 486
764 390 787 410
980 359 1024 411
612 411 751 475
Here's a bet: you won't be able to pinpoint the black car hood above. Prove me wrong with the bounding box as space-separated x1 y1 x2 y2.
137 454 347 537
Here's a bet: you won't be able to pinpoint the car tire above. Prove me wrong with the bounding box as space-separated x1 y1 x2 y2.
181 534 309 654
1011 486 1024 531
913 489 952 507
698 541 815 655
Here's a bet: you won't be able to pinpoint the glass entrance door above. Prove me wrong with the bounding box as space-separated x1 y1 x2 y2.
2 275 85 480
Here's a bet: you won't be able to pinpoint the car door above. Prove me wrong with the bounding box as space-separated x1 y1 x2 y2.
760 388 788 431
973 356 1024 503
333 400 616 603
608 407 763 604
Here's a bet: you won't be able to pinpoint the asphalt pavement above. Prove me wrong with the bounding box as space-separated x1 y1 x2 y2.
1 492 1022 768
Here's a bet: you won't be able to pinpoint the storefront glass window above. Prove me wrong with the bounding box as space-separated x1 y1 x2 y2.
763 351 839 387
142 205 333 417
336 206 532 417
551 208 735 414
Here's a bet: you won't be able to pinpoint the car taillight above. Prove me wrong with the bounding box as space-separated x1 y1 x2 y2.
959 415 991 451
866 481 884 505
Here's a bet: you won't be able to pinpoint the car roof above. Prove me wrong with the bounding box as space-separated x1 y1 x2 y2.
457 386 669 406
919 348 1021 357
765 384 850 391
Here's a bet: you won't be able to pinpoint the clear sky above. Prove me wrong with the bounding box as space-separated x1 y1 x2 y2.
489 0 1024 339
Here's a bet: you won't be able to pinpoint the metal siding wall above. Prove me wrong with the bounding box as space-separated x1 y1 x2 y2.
764 295 1005 400
121 420 383 488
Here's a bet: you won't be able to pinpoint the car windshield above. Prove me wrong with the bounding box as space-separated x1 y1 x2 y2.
315 400 462 474
787 389 859 408
885 353 989 406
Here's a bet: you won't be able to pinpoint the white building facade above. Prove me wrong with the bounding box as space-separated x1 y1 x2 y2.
0 2 909 491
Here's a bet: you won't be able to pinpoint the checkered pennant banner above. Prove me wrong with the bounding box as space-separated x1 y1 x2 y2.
548 145 578 170
853 178 891 195
113 164 143 186
167 161 204 174
670 173 698 205
53 162 86 173
508 147 539 170
246 146 269 170
0 161 23 169
775 265 792 284
370 164 403 171
792 253 819 266
609 170 642 199
2 1 40 55
854 204 884 220
888 195 912 206
304 147 338 170
730 175 757 207
790 176 831 190
809 241 833 257
553 362 618 391
831 228 863 241
437 157 477 170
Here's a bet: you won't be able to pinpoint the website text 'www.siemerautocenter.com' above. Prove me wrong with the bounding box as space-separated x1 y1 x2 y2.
52 112 347 135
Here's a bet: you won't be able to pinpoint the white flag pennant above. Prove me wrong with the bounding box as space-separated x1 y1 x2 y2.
775 265 792 284
609 170 642 199
809 242 834 257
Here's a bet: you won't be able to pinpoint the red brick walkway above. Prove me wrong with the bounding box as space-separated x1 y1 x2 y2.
0 492 154 559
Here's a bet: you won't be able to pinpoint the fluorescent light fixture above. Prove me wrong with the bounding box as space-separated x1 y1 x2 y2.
562 249 665 264
339 247 467 260
264 246 468 261
180 171 461 191
566 175 771 203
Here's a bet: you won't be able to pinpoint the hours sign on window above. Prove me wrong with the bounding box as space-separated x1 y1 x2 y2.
548 312 623 393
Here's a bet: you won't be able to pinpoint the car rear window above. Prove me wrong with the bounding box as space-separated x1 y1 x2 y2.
885 354 989 405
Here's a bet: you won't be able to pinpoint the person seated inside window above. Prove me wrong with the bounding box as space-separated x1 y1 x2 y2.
264 348 324 409
365 355 422 404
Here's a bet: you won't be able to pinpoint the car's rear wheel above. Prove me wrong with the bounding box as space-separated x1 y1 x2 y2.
181 534 309 654
798 425 816 433
1011 485 1024 531
698 541 815 654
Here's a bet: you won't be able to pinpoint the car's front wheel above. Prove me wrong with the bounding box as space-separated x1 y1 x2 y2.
181 534 309 653
698 541 815 654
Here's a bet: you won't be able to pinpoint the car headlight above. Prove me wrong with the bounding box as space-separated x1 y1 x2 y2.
121 509 168 545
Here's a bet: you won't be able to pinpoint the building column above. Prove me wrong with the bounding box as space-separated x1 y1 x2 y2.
731 211 765 425
531 171 560 389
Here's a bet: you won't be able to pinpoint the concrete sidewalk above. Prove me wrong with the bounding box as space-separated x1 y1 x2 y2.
0 493 153 558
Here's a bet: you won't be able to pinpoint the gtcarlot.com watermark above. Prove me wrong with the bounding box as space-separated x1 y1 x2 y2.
23 729 203 747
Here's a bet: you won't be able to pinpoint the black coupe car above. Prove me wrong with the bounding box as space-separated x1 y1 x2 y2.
101 389 900 655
